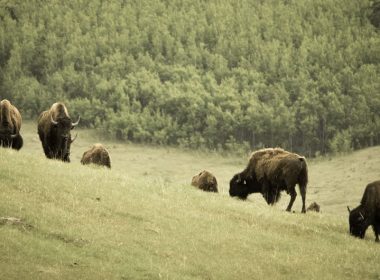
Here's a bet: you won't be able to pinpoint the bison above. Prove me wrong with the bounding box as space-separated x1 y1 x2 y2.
81 143 111 168
191 170 218 193
229 148 308 213
0 99 23 150
347 180 380 242
37 102 79 162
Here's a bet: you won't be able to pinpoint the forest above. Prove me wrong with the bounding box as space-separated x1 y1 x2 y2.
0 0 379 156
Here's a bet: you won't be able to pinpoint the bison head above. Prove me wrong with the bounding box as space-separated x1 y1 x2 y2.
229 173 258 199
51 115 80 160
347 206 368 239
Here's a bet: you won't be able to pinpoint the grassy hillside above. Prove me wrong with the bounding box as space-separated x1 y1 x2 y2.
0 122 379 279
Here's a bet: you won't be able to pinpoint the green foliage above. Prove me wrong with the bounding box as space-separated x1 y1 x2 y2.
0 0 379 154
329 129 353 154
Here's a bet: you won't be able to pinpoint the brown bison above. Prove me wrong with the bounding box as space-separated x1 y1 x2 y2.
37 102 79 162
0 99 23 150
347 180 380 242
229 148 308 213
191 170 218 192
81 143 111 168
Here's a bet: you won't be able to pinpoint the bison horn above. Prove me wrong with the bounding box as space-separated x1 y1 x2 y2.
70 133 78 143
71 116 80 127
347 206 351 213
51 115 58 125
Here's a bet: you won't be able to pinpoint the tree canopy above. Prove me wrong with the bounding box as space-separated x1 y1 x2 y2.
0 0 379 155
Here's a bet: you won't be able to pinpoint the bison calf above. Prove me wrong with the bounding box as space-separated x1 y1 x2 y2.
191 170 218 192
229 148 308 213
81 143 111 168
0 99 23 150
348 180 380 242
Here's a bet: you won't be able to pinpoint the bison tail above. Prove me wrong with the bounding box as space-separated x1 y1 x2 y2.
298 158 308 213
298 158 308 190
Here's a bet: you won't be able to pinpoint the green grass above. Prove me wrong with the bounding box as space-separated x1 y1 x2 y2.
0 121 379 279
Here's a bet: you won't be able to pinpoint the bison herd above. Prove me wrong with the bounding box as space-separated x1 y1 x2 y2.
1 99 379 243
1 99 110 168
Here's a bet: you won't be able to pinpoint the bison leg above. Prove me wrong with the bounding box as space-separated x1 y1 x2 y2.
63 153 70 162
286 187 297 212
40 140 52 158
0 139 10 148
64 156 70 163
261 180 272 205
373 224 379 242
299 184 307 213
45 147 54 158
11 135 23 150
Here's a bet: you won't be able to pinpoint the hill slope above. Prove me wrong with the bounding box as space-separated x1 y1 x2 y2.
0 124 379 279
17 121 380 215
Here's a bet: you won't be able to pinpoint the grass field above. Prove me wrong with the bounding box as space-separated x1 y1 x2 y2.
0 121 379 279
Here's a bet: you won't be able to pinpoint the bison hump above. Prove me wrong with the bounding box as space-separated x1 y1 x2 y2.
248 148 307 182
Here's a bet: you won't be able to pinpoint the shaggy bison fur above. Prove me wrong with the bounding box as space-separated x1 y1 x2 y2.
0 99 23 150
229 148 308 213
191 170 218 193
37 102 79 162
348 180 380 242
81 143 111 168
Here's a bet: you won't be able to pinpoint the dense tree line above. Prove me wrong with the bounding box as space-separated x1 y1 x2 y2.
0 0 379 156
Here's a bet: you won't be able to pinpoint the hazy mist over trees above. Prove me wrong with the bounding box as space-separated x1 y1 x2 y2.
0 0 379 155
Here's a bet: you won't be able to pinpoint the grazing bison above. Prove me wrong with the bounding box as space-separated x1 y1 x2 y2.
347 180 380 242
229 148 308 213
81 143 111 168
191 170 218 193
37 102 79 162
0 99 23 150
